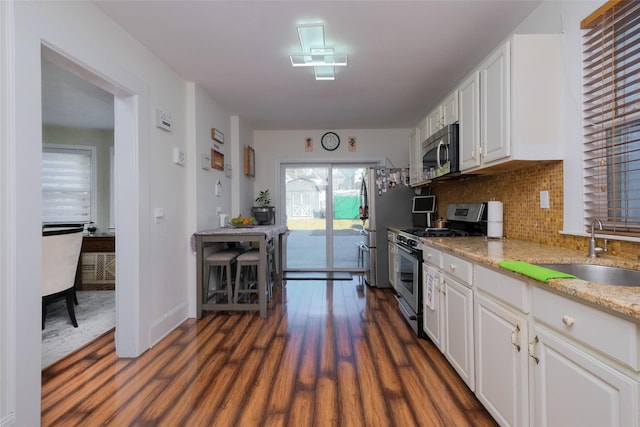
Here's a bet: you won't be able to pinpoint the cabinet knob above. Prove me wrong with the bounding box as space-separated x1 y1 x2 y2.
449 264 456 271
561 315 575 327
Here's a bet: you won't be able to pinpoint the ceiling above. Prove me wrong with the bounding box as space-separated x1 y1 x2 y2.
43 0 544 131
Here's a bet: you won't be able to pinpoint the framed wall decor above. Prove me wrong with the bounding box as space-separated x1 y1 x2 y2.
348 136 357 152
244 146 255 177
211 149 224 171
211 128 224 144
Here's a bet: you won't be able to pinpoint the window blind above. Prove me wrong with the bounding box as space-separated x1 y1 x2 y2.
582 0 640 235
42 147 93 224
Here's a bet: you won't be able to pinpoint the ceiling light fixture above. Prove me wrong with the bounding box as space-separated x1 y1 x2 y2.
289 24 347 81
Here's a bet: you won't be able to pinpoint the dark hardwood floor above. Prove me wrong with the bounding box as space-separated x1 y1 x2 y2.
42 276 498 426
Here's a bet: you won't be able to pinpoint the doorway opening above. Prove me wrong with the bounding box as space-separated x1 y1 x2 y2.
40 50 117 367
282 163 374 272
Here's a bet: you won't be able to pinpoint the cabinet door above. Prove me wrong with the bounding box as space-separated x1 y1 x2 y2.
480 41 511 164
427 106 442 136
388 241 397 290
409 128 420 185
531 325 639 427
444 276 475 390
458 72 480 171
423 265 445 351
475 293 529 427
418 117 428 144
442 91 459 126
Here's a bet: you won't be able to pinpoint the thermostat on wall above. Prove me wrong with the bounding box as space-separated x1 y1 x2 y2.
155 108 173 131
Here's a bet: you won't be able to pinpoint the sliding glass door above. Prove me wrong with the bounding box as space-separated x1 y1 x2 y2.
282 163 370 271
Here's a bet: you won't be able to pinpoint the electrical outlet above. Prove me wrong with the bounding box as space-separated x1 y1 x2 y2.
172 147 185 165
540 190 549 209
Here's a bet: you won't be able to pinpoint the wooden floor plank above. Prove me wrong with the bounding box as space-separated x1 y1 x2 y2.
41 278 498 427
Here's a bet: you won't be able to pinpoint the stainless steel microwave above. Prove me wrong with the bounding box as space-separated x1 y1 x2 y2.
422 123 459 180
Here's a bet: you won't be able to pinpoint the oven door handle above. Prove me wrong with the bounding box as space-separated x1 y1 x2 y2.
395 294 417 320
397 244 419 256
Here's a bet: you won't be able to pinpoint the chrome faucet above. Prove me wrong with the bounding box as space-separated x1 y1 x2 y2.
588 218 605 258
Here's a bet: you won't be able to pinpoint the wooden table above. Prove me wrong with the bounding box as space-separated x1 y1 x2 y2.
192 225 288 318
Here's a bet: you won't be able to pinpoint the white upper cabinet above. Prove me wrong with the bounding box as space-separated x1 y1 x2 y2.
426 107 442 137
480 41 511 165
426 90 459 140
461 34 563 173
441 91 459 127
409 126 425 186
458 72 481 171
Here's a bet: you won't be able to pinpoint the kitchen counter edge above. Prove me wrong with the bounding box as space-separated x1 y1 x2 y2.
387 227 640 322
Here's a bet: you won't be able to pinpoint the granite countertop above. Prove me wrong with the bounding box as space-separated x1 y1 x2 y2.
390 229 640 322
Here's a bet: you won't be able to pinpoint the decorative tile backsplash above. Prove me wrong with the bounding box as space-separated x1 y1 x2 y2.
429 161 640 261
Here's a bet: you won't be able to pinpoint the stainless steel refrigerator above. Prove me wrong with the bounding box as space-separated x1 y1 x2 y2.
359 167 414 288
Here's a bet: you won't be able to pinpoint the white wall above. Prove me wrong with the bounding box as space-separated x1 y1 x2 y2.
3 1 194 424
234 116 257 217
190 84 233 230
253 128 410 220
515 0 605 237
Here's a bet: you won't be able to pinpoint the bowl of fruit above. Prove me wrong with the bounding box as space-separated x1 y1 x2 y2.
230 214 256 228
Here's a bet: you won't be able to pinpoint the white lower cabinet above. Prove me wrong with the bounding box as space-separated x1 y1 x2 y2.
387 234 397 291
475 293 529 427
530 325 638 427
530 287 639 427
423 263 445 351
416 250 640 427
443 275 475 391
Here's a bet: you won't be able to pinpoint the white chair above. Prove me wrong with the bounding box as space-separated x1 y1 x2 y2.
42 226 84 329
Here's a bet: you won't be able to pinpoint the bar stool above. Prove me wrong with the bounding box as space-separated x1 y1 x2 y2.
204 249 240 304
234 243 277 303
234 250 261 304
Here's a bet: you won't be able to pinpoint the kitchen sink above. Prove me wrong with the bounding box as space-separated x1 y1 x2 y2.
535 263 640 287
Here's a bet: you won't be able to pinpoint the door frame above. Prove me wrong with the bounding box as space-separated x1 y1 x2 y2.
280 161 377 272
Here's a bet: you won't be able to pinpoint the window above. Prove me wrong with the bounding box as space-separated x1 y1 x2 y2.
42 145 96 224
582 0 640 235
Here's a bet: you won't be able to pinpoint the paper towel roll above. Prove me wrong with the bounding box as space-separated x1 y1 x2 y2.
487 221 503 238
487 201 503 222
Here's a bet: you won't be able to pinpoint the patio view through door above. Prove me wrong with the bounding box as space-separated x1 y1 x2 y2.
282 163 372 272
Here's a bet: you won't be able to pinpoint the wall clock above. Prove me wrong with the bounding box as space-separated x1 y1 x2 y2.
321 132 340 151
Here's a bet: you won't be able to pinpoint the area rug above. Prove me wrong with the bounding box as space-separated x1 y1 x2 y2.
284 272 353 281
42 290 115 369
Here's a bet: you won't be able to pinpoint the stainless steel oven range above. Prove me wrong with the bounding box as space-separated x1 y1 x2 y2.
395 202 488 337
395 231 424 337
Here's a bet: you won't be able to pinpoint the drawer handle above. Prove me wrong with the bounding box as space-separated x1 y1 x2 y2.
528 336 540 364
449 264 456 271
511 324 521 352
426 253 432 259
562 315 575 327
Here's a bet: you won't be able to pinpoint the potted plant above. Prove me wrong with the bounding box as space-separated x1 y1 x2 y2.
251 189 275 225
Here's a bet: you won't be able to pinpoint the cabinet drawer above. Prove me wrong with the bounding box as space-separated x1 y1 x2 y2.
422 245 443 268
533 286 640 371
443 252 472 285
476 265 529 313
387 230 396 241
